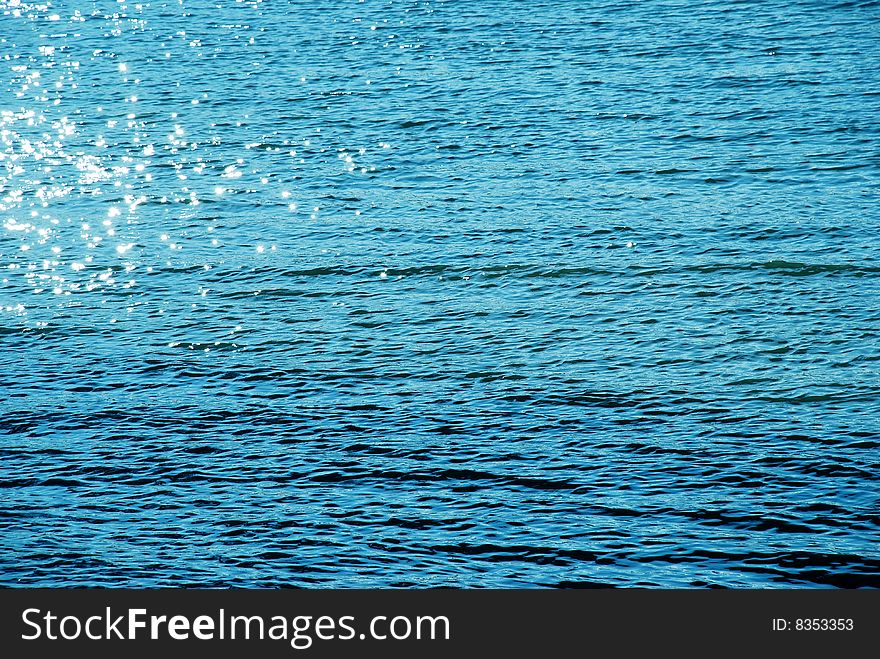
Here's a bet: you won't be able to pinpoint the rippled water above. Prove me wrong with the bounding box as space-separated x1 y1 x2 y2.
1 0 878 588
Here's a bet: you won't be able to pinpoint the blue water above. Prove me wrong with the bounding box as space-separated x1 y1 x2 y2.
1 0 878 588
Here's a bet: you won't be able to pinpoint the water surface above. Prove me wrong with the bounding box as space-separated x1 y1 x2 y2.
1 0 878 587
